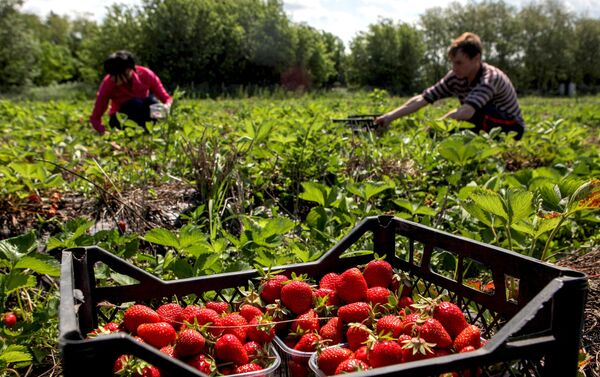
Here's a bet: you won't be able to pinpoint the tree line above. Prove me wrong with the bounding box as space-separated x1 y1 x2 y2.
1 0 599 95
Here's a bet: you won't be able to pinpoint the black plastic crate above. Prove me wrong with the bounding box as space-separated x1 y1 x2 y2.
331 114 381 131
59 215 587 377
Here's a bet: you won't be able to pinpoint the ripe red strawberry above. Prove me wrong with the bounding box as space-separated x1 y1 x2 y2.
419 318 452 349
391 270 413 297
104 322 121 332
354 345 369 364
234 363 263 374
244 341 261 358
398 296 414 311
337 302 371 324
206 301 230 314
363 260 393 288
369 340 403 368
160 345 175 357
215 333 249 365
87 322 121 337
335 358 369 374
433 301 468 338
182 307 223 337
239 304 263 322
319 317 343 345
399 336 436 363
294 332 321 352
317 346 354 375
134 365 160 377
346 323 370 351
376 315 403 338
114 355 130 373
292 309 320 333
281 280 313 315
247 316 275 344
260 275 288 303
186 353 215 375
221 313 249 343
319 272 340 290
156 303 183 330
399 312 421 336
136 322 177 348
175 329 206 357
453 325 481 352
336 268 368 303
123 305 160 334
366 287 392 306
313 288 340 306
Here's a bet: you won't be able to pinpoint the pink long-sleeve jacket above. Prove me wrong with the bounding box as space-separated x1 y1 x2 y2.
89 65 172 133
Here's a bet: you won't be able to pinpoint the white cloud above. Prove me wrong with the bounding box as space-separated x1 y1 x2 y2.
21 0 600 45
21 0 141 21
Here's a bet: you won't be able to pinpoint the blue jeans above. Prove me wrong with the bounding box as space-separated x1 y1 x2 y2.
109 96 159 131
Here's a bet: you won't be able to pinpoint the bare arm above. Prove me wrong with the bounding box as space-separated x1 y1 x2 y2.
440 103 476 121
375 94 429 128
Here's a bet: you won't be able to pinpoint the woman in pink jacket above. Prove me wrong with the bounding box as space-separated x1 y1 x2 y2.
89 50 172 134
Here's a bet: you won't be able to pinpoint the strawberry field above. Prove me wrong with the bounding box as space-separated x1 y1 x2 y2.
0 91 599 376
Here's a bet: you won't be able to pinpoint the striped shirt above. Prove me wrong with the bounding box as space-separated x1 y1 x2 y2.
422 63 524 126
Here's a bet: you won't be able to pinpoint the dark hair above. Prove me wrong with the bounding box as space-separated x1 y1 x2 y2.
448 32 482 59
104 50 136 76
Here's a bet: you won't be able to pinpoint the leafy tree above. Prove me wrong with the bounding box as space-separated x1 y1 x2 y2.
517 0 575 92
419 6 452 85
239 0 296 86
83 3 143 82
287 24 336 89
573 18 600 91
347 19 423 94
321 31 346 86
0 0 39 87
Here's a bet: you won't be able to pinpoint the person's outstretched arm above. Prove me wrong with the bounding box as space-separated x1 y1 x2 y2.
375 94 429 128
439 103 476 121
89 77 112 135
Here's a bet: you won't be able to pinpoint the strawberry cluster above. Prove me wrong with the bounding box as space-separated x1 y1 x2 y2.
87 300 277 377
256 258 485 377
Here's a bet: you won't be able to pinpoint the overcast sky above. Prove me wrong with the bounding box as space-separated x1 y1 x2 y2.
21 0 600 46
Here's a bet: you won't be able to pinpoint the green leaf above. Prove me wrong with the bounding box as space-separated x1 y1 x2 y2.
470 188 508 220
5 273 36 294
393 199 416 213
535 217 562 238
0 232 37 263
507 190 534 222
110 272 139 286
462 201 495 227
363 181 395 201
415 206 437 217
0 350 33 364
306 207 329 231
143 228 180 249
14 255 60 276
8 162 47 181
183 241 213 258
178 225 207 249
539 184 562 211
511 221 535 236
299 182 328 206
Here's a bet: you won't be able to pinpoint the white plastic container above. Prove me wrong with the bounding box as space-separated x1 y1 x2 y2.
149 103 168 119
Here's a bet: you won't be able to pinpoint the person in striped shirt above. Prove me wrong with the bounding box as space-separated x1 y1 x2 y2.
375 32 524 140
89 50 172 135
